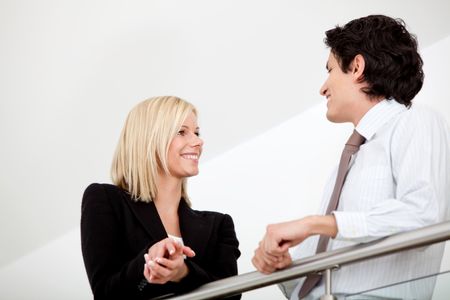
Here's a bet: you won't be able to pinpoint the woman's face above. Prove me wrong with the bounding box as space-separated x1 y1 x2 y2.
166 112 203 179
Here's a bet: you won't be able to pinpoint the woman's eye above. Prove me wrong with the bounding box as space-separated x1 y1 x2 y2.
195 132 200 137
177 130 185 136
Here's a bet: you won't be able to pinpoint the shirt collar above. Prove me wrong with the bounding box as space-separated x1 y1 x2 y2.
356 99 407 141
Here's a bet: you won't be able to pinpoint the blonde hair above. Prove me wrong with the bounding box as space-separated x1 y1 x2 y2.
111 96 197 204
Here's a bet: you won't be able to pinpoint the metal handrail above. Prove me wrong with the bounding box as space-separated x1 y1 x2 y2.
168 221 450 300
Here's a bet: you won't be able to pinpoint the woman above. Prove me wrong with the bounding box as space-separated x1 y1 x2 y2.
81 96 241 299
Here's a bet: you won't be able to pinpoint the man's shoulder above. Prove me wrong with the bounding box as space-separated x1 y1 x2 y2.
404 103 444 118
396 103 447 128
389 103 450 147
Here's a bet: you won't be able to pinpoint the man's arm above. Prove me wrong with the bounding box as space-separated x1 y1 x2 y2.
252 215 337 273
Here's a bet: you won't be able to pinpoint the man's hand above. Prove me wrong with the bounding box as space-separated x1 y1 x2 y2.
252 215 338 274
252 241 292 274
262 218 312 256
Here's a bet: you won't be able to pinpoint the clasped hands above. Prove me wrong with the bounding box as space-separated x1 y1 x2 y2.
143 238 195 284
252 218 312 274
252 216 337 274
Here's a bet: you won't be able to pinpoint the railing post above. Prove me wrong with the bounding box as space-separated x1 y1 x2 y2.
319 267 337 300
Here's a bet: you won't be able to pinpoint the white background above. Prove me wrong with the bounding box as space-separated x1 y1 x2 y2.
1 1 450 299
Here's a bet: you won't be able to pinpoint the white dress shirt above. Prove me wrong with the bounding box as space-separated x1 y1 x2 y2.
280 100 450 300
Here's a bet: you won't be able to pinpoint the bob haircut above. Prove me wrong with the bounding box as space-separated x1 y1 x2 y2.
324 15 424 107
111 96 197 205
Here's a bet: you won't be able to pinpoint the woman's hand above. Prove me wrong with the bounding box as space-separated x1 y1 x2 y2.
143 238 195 284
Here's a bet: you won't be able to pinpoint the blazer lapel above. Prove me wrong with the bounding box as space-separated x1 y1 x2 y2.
122 192 213 257
124 195 168 242
178 200 214 259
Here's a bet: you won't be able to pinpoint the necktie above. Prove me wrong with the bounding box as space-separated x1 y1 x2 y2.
298 130 365 299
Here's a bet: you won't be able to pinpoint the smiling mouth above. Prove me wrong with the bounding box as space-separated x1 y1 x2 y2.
181 154 199 160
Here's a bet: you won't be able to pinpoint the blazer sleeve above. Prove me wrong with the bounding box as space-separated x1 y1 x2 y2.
81 184 176 299
177 214 241 299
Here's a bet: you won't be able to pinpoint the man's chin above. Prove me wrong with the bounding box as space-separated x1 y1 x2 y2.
326 112 338 123
326 111 347 124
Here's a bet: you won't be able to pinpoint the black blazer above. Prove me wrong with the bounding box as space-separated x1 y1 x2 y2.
81 183 241 300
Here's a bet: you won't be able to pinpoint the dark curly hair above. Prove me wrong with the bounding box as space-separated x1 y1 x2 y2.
324 15 424 107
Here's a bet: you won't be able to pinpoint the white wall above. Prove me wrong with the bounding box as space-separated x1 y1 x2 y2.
1 35 450 299
1 2 450 299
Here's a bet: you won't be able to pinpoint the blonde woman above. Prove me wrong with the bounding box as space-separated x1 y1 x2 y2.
81 96 241 300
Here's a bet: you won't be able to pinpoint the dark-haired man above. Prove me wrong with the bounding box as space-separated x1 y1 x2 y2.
252 15 450 299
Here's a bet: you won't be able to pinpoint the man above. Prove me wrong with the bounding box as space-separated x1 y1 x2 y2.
252 15 450 299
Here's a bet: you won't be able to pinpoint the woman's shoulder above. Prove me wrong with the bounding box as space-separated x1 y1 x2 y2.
186 204 234 224
85 182 123 193
192 208 227 218
82 183 129 205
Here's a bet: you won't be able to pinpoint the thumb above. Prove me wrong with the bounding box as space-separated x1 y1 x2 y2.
278 241 292 253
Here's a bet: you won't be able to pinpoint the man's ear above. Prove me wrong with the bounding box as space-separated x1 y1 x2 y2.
352 54 365 82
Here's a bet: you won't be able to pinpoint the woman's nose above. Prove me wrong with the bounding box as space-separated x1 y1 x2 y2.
192 134 203 147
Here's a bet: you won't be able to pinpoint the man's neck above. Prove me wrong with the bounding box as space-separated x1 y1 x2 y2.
352 96 384 126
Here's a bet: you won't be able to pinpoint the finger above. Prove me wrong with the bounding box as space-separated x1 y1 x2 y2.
181 246 196 257
148 260 172 278
262 250 281 264
251 255 265 272
261 256 281 270
275 257 291 269
278 240 292 253
255 246 280 265
148 242 167 260
147 272 166 285
266 241 289 256
143 263 152 281
149 278 165 284
252 255 276 274
261 253 279 267
165 240 178 256
262 236 277 254
154 257 180 270
262 233 289 256
252 248 278 273
154 243 169 259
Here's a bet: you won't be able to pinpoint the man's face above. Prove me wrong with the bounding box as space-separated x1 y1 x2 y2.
320 52 358 123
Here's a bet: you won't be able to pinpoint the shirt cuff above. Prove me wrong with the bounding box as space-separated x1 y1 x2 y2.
332 211 369 240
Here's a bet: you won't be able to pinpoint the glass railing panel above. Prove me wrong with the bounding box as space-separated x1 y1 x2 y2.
345 270 450 300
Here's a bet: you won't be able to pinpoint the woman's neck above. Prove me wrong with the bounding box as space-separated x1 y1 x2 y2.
154 174 183 236
154 175 182 210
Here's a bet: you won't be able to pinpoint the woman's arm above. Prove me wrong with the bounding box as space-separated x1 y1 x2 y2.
177 213 241 298
81 184 177 299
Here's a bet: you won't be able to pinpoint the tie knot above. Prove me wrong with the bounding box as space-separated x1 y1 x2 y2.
346 130 365 147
